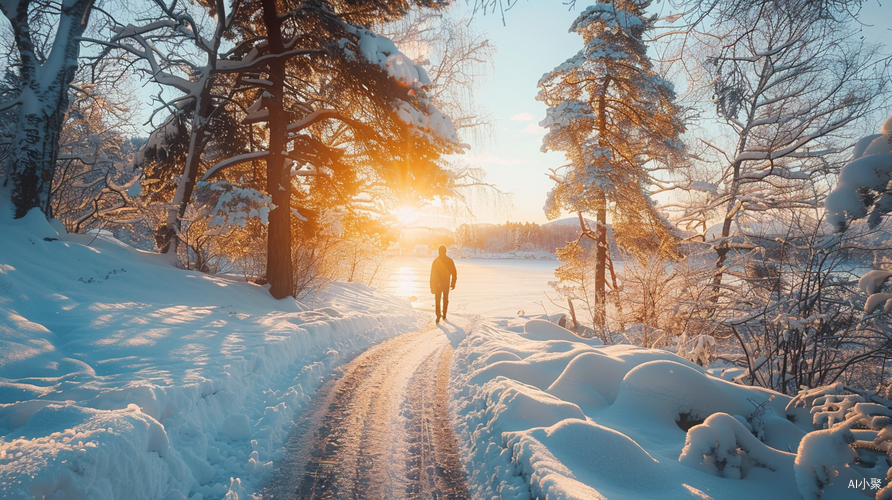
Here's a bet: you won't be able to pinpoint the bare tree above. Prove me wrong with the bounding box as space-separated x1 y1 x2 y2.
50 83 141 234
675 0 889 304
100 0 247 264
721 210 892 395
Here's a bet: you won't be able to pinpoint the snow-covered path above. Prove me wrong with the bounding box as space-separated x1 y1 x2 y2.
261 321 469 499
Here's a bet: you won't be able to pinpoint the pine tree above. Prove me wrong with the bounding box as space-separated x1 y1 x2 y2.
537 0 685 330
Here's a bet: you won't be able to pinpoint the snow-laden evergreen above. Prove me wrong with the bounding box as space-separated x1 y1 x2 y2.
537 0 685 331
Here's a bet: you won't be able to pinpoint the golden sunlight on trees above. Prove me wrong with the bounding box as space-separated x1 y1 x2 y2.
100 0 470 299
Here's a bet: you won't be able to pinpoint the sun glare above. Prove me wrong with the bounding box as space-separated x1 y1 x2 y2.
396 206 419 225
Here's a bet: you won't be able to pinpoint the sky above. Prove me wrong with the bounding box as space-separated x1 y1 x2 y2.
422 1 583 229
420 0 892 230
458 1 581 227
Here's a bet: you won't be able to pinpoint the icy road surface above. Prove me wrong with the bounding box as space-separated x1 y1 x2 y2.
261 323 469 499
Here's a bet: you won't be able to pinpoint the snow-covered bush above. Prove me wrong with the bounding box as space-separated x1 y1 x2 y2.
290 212 390 300
550 242 610 340
825 114 892 231
677 333 716 367
146 182 273 273
716 212 892 395
861 270 892 314
794 425 858 500
616 255 694 347
198 182 271 232
787 384 892 499
679 412 791 479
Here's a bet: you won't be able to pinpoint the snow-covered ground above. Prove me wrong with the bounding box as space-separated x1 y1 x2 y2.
0 201 422 499
2 206 868 500
447 317 873 499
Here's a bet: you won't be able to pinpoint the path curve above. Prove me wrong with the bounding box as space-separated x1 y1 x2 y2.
262 325 469 499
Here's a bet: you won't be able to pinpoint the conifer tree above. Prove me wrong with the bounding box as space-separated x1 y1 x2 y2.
537 0 685 330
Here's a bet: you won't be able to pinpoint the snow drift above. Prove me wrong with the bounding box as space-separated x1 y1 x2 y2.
449 317 872 499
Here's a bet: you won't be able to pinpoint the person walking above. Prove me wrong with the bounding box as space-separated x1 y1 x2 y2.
430 245 457 324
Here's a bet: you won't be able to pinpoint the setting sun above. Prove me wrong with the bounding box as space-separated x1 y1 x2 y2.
396 206 419 225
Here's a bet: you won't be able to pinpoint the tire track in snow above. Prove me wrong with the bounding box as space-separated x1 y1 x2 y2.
262 326 469 499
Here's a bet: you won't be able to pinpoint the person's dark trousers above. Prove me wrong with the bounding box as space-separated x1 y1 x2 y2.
435 288 450 319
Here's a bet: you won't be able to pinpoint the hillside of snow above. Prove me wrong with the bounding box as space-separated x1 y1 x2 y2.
0 200 422 499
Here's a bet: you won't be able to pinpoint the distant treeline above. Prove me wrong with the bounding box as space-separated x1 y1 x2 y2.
454 222 593 254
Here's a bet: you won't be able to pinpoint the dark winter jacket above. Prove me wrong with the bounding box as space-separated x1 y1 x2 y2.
430 249 457 293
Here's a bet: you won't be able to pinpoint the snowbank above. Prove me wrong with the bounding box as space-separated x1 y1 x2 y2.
449 317 868 499
0 201 421 499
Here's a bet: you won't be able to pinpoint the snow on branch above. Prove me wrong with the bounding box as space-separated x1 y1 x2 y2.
286 109 361 133
202 151 270 180
337 21 462 146
679 412 791 479
570 3 646 34
859 270 892 296
794 425 857 500
109 24 201 96
864 293 892 315
539 101 593 132
824 113 892 231
214 48 324 74
725 39 800 63
195 182 271 232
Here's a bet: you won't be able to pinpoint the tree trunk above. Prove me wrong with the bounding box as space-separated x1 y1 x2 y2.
576 210 607 330
162 78 215 264
567 297 579 334
592 83 609 329
711 157 743 306
160 5 226 263
7 103 65 218
3 0 93 219
260 0 293 299
595 203 607 328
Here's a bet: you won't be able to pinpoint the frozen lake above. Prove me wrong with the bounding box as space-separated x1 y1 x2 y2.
382 256 560 318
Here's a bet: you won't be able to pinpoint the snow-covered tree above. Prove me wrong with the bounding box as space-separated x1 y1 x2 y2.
0 0 96 219
722 213 892 394
537 0 685 329
105 0 250 264
193 0 464 299
50 82 141 234
683 0 889 301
